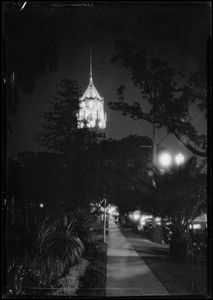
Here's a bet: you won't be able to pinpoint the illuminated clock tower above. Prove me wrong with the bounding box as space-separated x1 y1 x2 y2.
77 49 106 138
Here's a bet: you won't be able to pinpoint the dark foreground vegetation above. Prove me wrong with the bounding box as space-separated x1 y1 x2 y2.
78 226 107 297
3 204 107 297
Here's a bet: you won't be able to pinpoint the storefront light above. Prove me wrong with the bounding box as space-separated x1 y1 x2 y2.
133 211 140 221
193 224 201 229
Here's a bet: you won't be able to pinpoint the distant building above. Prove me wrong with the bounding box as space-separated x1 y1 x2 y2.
77 49 106 139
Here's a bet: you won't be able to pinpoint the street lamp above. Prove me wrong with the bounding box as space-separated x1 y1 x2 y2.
158 152 185 169
132 211 140 221
158 152 172 168
101 198 107 244
108 205 116 215
175 153 185 165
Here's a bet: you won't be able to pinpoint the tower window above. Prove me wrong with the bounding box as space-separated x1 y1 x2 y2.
88 101 93 108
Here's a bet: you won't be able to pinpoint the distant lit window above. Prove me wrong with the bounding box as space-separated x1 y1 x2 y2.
193 224 201 229
88 101 93 108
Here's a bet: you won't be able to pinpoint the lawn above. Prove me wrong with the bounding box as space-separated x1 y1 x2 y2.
121 227 209 296
142 255 208 296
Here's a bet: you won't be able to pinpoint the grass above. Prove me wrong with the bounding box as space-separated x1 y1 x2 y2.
142 255 208 295
121 227 208 296
77 220 107 297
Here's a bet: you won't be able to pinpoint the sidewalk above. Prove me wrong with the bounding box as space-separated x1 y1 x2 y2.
106 219 169 296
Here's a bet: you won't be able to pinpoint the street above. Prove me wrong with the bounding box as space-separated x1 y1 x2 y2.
120 227 170 258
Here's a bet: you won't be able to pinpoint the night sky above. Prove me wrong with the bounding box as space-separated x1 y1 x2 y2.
5 2 209 159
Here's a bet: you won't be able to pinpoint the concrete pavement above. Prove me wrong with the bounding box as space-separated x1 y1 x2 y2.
106 219 169 297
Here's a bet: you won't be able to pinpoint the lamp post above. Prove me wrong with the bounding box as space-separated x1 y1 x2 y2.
139 143 164 164
103 198 107 244
153 124 157 165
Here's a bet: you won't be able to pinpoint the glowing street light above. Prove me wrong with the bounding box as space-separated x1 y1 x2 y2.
175 153 185 165
158 152 172 168
108 205 116 215
132 211 140 221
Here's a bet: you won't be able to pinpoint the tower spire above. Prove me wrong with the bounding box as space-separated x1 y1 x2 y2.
90 45 93 83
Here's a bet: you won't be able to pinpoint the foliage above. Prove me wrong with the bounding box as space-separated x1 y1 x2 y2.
78 240 107 297
73 209 96 253
5 209 103 296
149 225 164 244
36 78 100 209
7 153 65 212
148 156 207 259
6 204 42 260
151 157 207 223
37 78 99 160
37 79 81 157
6 253 70 296
109 40 207 157
95 135 153 212
3 3 58 113
4 203 102 296
38 217 85 276
8 134 153 215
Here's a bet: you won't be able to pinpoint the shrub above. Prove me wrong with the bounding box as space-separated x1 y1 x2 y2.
149 225 164 243
6 205 42 260
6 256 46 296
170 232 188 260
38 217 84 277
5 209 95 296
78 241 107 296
73 210 96 255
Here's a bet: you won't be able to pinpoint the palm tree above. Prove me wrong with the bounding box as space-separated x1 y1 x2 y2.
149 156 207 259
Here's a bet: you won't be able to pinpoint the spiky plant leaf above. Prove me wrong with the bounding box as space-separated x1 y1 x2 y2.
38 218 84 273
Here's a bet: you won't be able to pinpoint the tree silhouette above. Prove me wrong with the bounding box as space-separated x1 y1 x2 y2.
37 79 99 209
109 40 207 157
3 2 58 113
94 135 153 212
37 79 82 164
146 156 207 258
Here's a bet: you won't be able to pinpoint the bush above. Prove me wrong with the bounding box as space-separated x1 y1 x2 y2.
78 241 107 296
6 255 57 296
149 225 164 243
170 233 188 260
6 205 42 261
38 217 84 277
74 211 95 242
5 208 98 296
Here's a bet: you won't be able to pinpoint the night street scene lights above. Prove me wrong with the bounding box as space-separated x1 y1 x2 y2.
175 153 185 165
158 152 172 169
158 152 185 169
